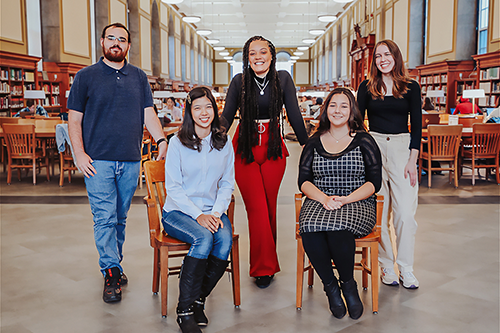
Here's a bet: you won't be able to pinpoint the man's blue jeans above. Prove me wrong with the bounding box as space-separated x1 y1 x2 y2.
84 160 140 275
162 210 233 260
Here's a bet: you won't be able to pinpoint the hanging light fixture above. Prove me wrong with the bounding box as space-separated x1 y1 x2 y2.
207 39 220 44
293 51 304 56
213 46 225 51
318 15 337 22
197 29 212 36
297 46 309 51
223 56 233 60
334 0 354 3
302 38 316 44
161 0 183 4
290 56 300 60
182 16 201 23
309 29 325 36
219 51 230 56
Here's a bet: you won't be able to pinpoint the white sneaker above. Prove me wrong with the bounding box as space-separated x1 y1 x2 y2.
381 267 399 286
399 271 419 289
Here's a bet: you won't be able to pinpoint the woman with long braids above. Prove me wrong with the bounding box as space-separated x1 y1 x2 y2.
222 36 308 288
357 39 421 289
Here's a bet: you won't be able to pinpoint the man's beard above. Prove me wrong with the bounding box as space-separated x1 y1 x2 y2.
103 45 127 62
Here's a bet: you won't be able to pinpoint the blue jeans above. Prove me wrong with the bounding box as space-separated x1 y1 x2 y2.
162 210 233 260
84 160 140 275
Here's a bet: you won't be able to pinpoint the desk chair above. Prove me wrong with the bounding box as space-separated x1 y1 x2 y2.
295 193 384 314
461 123 500 185
2 123 50 185
143 160 241 317
419 125 463 188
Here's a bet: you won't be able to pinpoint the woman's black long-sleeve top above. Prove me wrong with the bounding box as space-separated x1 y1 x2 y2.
221 70 308 145
357 80 422 151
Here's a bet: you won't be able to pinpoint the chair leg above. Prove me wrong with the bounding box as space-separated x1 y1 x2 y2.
370 243 379 314
230 237 241 307
428 158 432 188
152 248 160 294
32 159 36 185
361 248 368 289
307 262 314 287
59 155 64 187
296 238 305 310
453 158 458 188
160 246 169 318
472 159 476 185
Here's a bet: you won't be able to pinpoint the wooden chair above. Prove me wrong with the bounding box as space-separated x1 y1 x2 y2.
2 123 50 185
143 160 241 317
461 123 500 185
419 125 463 188
35 119 64 175
138 137 152 189
295 193 384 314
0 117 20 170
55 124 78 187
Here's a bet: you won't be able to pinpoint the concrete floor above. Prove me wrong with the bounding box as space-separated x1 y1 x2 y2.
1 129 499 333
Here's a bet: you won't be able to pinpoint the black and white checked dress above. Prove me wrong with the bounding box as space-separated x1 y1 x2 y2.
298 133 381 238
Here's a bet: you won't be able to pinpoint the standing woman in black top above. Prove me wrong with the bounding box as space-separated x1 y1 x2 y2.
357 39 421 289
222 36 308 288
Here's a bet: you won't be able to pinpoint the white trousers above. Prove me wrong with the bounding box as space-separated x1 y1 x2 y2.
371 132 418 273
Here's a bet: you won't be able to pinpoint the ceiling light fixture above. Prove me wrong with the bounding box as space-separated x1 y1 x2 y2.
223 56 233 60
293 51 304 56
309 29 325 36
161 0 184 4
290 60 297 63
219 51 230 56
213 46 225 51
290 56 300 60
207 39 220 44
318 15 337 22
196 29 212 36
334 0 354 3
297 46 309 51
182 16 201 23
302 38 316 44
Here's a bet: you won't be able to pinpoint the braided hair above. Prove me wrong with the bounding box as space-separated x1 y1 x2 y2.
238 36 283 163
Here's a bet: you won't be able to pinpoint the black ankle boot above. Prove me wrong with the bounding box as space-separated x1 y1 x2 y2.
341 279 363 320
324 277 346 319
176 256 207 333
193 255 229 326
176 305 201 333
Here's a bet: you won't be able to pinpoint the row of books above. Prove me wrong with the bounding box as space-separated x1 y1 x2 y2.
43 95 60 106
480 67 499 80
420 74 448 85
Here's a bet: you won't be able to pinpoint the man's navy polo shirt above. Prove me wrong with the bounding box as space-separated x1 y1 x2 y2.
67 57 153 161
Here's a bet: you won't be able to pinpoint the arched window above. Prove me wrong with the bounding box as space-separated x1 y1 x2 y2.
276 51 293 76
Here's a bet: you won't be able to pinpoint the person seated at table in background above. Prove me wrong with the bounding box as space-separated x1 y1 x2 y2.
13 99 48 117
453 97 481 115
311 97 323 119
162 87 235 333
159 97 183 122
300 95 313 115
298 87 382 320
422 97 435 113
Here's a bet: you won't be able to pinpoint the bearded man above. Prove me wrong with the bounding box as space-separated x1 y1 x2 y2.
67 23 167 303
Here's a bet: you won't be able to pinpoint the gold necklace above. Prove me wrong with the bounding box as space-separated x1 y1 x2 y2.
329 130 350 143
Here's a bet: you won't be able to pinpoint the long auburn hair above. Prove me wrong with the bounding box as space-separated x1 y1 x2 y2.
314 87 366 138
367 39 410 100
178 86 227 152
238 36 283 163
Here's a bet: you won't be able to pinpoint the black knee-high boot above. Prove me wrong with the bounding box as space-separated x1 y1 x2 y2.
340 278 363 320
176 256 207 333
323 276 347 319
193 255 230 326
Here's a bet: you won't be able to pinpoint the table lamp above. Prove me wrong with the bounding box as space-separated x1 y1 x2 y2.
462 89 485 116
426 89 444 111
24 90 46 108
153 91 174 99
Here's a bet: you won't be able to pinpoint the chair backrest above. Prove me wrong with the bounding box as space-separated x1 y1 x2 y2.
17 119 36 125
2 124 36 158
144 160 167 238
427 125 463 158
458 116 482 128
0 117 19 126
472 123 500 157
422 114 440 128
295 193 384 236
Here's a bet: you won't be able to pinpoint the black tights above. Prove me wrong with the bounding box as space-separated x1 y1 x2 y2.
301 230 355 285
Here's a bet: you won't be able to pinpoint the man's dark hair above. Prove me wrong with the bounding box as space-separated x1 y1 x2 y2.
26 99 35 107
101 22 130 43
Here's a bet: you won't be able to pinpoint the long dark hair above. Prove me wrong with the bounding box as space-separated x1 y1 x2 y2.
178 86 227 152
367 39 410 100
314 87 366 137
238 36 283 162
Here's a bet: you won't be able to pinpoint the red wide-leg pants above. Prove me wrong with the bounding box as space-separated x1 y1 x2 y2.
233 123 288 277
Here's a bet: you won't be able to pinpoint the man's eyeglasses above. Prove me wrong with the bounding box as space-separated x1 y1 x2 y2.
105 35 128 43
